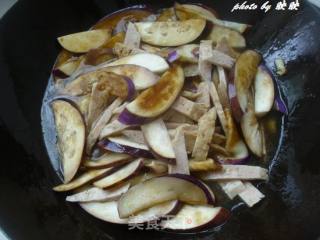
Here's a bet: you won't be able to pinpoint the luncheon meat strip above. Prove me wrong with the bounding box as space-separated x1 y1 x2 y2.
196 82 211 109
87 98 123 153
172 96 207 121
192 107 217 161
87 82 110 130
218 180 246 199
204 50 235 69
238 181 265 207
169 126 190 174
208 81 227 133
199 165 268 180
198 40 213 82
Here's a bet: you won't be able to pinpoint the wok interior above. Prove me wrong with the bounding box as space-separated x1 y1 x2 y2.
37 0 320 239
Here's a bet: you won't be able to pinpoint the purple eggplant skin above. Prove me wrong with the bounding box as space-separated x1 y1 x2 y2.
118 109 149 125
273 95 288 114
98 139 154 159
52 68 69 79
167 50 179 63
124 77 136 102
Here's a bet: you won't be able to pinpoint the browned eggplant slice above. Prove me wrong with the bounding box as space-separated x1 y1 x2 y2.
52 100 86 183
58 29 111 53
126 65 184 118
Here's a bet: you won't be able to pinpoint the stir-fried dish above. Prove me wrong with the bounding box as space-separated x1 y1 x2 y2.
43 3 286 232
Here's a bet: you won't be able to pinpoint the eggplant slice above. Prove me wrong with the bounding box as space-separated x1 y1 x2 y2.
52 100 86 183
